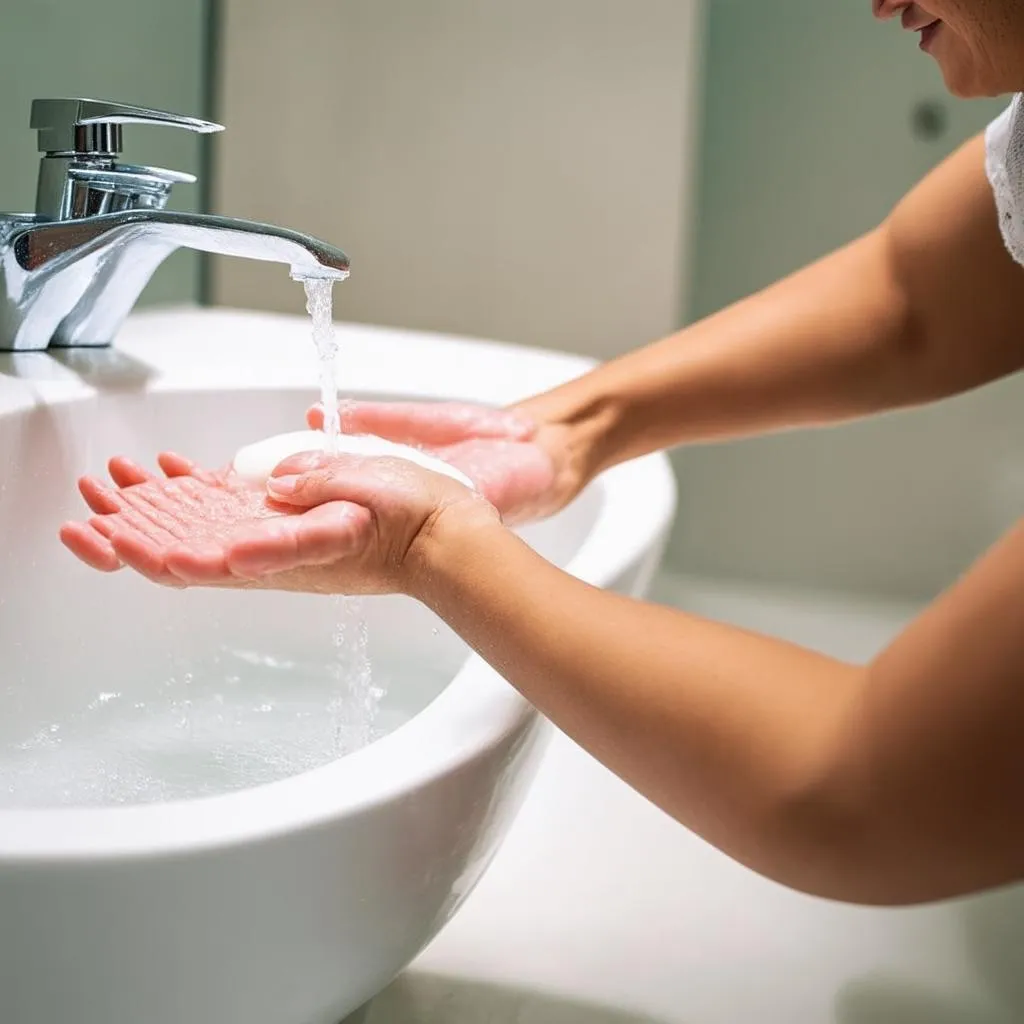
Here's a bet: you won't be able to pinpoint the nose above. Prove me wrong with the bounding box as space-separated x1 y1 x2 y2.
873 0 910 19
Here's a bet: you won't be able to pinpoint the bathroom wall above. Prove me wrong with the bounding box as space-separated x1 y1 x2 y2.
211 0 705 362
0 0 210 305
669 1 1016 599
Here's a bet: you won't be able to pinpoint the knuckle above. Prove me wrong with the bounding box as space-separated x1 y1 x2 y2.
305 469 334 492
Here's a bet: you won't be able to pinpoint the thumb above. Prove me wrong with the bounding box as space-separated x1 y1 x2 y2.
266 454 393 510
271 450 330 477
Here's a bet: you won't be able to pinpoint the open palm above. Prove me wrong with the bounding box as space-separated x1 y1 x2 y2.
58 451 335 589
58 447 489 595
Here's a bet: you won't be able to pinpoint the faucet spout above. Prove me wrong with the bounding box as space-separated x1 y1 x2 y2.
0 210 350 352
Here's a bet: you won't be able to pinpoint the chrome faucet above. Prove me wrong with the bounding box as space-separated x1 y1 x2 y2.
0 98 350 352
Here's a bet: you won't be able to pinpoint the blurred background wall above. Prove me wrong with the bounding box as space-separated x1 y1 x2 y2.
2 0 1019 601
210 0 705 364
667 2 1013 599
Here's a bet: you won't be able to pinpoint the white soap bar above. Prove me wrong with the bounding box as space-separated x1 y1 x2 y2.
232 430 474 489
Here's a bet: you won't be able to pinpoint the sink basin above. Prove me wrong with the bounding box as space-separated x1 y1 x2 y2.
0 308 676 1024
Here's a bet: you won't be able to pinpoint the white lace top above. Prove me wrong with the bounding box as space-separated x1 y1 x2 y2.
985 93 1024 266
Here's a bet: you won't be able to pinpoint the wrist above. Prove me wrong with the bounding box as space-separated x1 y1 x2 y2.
404 498 508 605
512 379 622 487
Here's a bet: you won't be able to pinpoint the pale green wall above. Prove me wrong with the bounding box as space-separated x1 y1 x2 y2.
670 2 1020 597
688 1 1005 321
0 0 209 305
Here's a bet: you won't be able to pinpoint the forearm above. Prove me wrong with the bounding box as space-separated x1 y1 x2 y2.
518 227 915 478
517 136 1024 483
413 515 868 899
411 513 1024 905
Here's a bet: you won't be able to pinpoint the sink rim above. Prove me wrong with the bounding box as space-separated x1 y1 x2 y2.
0 307 677 858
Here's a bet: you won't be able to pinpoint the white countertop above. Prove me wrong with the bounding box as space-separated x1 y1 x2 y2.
361 577 1024 1024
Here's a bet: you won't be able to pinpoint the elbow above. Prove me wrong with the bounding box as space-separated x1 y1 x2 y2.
869 222 940 406
762 794 919 907
739 730 942 907
753 764 1002 909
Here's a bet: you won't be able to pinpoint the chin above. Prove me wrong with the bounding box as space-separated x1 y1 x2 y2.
933 48 1015 99
940 74 976 98
935 62 991 99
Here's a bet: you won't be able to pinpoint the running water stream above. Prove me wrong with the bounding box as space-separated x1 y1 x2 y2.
303 278 341 449
301 277 380 755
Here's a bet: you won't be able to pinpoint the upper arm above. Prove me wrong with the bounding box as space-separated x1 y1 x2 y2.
824 517 1024 904
883 133 1024 393
822 141 1024 904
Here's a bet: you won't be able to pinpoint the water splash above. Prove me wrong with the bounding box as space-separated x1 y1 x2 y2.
327 596 382 754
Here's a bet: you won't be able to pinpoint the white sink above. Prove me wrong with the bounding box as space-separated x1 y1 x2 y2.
0 308 676 1024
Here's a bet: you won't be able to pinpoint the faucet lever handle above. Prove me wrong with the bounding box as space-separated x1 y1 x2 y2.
31 98 224 155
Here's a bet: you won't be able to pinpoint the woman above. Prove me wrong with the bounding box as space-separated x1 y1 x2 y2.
62 0 1024 907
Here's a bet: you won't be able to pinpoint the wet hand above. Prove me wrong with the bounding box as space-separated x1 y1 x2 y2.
59 449 497 595
311 400 580 525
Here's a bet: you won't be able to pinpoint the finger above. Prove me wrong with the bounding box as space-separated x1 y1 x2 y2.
88 514 116 539
79 475 130 515
306 403 329 431
164 539 234 586
108 456 155 489
307 401 535 445
265 457 387 509
225 501 371 578
270 450 332 478
286 502 372 568
109 529 185 588
157 451 219 485
59 521 122 572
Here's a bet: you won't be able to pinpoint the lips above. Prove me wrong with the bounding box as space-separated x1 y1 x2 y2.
901 7 941 32
918 20 942 50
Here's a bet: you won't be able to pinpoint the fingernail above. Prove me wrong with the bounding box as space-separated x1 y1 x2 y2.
267 474 299 496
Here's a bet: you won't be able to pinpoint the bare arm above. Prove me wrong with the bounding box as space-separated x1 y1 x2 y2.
412 506 1024 907
518 134 1024 482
